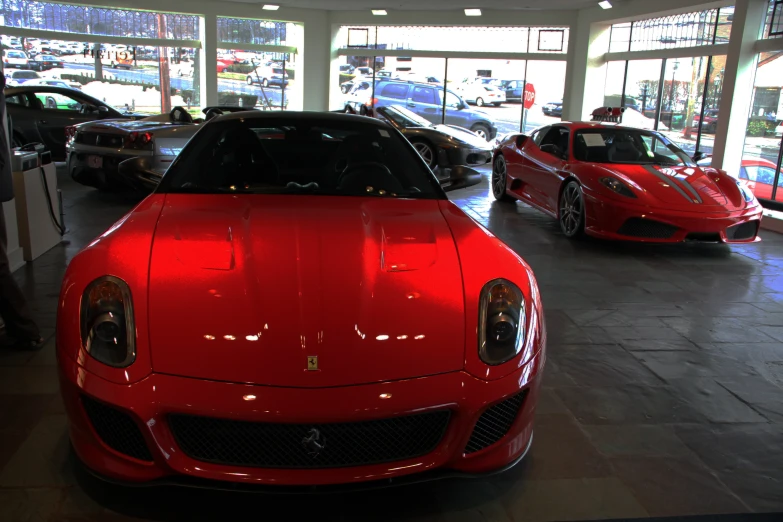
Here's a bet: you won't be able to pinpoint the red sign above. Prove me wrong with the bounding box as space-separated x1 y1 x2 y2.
523 83 536 109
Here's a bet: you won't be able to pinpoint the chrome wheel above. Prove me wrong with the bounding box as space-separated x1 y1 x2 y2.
412 141 435 167
473 125 489 140
492 155 514 202
559 182 584 238
246 76 253 85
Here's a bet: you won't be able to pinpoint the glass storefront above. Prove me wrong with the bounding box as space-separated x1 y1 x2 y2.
740 51 783 202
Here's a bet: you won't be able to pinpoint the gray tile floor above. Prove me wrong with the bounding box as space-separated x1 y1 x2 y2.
2 168 783 521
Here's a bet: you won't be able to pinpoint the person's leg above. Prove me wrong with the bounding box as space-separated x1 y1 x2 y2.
0 208 42 346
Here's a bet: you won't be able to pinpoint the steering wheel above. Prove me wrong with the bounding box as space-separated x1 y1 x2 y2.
204 107 224 121
337 161 398 194
170 106 194 124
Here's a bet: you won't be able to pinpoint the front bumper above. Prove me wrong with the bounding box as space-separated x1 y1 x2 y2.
59 351 543 488
444 145 492 167
583 189 764 243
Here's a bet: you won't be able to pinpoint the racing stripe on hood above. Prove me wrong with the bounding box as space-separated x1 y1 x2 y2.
642 165 700 204
658 166 703 203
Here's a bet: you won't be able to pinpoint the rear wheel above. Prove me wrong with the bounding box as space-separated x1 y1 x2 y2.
262 78 269 87
559 181 585 239
411 139 436 168
476 97 485 107
492 155 515 202
246 76 253 85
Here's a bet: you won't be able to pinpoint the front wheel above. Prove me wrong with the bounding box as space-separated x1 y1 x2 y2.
262 78 269 88
471 123 491 142
492 155 515 202
559 181 585 239
411 139 436 168
476 97 485 107
246 76 253 85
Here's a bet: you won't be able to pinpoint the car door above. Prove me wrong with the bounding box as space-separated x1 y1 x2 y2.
519 126 570 214
31 91 103 159
5 92 43 146
406 85 442 124
441 89 473 130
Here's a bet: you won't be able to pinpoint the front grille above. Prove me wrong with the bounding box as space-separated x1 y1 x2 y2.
686 232 721 242
76 132 124 148
169 410 450 469
725 220 759 241
81 395 153 462
465 391 528 454
617 218 678 239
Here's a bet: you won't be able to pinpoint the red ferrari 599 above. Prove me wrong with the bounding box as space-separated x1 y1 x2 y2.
57 112 546 489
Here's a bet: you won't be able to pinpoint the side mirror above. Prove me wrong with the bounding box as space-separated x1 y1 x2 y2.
118 156 161 189
97 105 110 118
441 166 482 192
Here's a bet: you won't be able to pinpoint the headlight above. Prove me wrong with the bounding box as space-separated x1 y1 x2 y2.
478 279 526 365
737 181 755 203
599 176 636 198
80 276 135 367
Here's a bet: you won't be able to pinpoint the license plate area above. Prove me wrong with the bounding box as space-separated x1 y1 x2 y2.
87 155 103 169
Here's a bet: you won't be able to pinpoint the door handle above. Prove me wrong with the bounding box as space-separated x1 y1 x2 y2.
38 120 47 124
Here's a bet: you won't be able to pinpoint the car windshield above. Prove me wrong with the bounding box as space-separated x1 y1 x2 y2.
160 117 444 199
573 128 696 167
376 105 434 129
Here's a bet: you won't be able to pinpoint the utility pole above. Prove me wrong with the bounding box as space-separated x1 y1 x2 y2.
157 13 171 113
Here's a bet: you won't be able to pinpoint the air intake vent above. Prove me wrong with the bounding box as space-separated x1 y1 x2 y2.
725 220 759 241
81 395 153 462
465 391 527 454
169 410 450 469
617 218 678 239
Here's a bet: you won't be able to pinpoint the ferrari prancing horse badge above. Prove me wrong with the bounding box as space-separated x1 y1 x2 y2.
307 356 318 371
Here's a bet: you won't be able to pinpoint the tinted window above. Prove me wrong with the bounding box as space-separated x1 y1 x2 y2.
36 92 83 111
532 127 550 146
14 71 38 79
160 118 443 200
6 94 30 107
379 83 409 99
573 129 694 166
411 86 436 104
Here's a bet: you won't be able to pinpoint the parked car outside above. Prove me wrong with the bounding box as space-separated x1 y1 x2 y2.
24 79 81 90
339 64 355 74
454 83 506 107
246 64 289 88
4 70 41 86
3 49 30 69
29 54 65 71
499 80 525 102
542 101 563 117
697 155 781 200
345 80 498 141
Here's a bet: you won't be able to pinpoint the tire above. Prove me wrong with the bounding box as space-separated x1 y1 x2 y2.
246 76 253 85
559 181 585 239
471 123 491 142
492 154 515 202
46 97 57 109
262 78 269 88
476 97 485 107
341 85 350 94
411 139 436 168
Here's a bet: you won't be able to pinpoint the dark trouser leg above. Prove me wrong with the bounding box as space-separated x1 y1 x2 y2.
0 208 40 341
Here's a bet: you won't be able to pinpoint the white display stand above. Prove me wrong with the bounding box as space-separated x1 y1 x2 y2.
12 163 61 261
2 199 24 271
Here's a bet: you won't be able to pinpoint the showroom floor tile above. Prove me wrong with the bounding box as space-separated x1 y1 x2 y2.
1 169 782 521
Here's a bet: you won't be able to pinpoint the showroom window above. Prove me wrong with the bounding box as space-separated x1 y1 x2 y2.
766 0 783 38
0 3 200 115
338 25 568 54
740 51 783 202
608 7 733 52
216 17 302 110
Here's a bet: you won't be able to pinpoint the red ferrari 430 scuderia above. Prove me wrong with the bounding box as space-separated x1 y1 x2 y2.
57 112 546 489
492 120 762 243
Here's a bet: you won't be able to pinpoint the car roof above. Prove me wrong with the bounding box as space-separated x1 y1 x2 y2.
213 110 394 129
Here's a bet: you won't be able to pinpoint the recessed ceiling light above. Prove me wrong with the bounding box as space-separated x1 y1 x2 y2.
598 1 612 8
262 4 280 10
372 9 387 15
464 8 482 16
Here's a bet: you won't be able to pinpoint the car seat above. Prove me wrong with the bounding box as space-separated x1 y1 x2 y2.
607 134 641 162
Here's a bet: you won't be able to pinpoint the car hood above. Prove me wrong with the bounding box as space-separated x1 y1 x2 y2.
590 163 744 210
147 195 466 387
434 124 492 149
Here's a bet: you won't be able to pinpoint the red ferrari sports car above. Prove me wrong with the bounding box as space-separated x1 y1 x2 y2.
57 112 546 489
492 120 762 243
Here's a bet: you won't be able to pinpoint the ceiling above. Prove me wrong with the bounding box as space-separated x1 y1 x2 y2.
226 0 600 11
